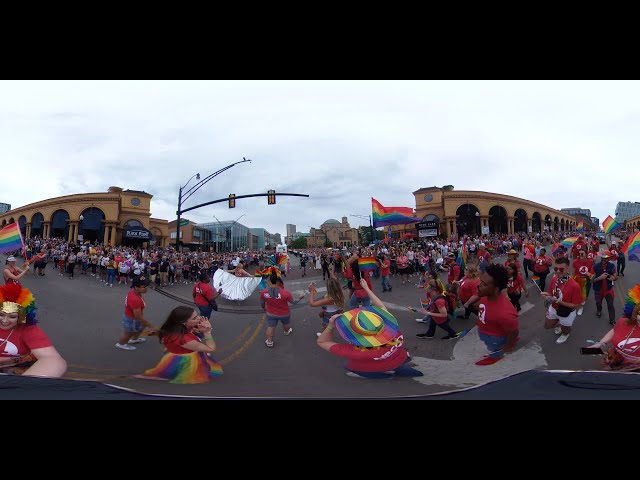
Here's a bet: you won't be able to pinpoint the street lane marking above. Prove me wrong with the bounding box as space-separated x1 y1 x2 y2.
218 314 266 366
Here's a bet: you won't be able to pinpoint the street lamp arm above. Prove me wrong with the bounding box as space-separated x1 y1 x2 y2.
181 173 201 192
181 158 251 206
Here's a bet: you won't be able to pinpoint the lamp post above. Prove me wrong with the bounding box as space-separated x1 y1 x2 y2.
175 157 251 251
350 214 373 245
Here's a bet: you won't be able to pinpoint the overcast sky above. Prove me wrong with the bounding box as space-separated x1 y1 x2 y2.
0 80 636 235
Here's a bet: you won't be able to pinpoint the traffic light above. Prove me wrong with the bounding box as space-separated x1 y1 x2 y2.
267 190 276 205
229 194 236 208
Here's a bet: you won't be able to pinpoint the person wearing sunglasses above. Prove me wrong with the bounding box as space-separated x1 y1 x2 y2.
541 257 583 344
592 251 618 325
572 249 594 316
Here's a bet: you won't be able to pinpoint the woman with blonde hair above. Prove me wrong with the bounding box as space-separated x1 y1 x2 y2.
455 263 481 319
309 277 345 337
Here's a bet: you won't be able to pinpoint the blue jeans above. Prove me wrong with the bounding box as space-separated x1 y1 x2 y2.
381 276 391 291
106 269 116 284
349 294 371 309
478 331 507 359
198 305 213 320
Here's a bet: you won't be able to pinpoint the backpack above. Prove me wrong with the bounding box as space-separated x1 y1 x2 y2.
434 294 455 314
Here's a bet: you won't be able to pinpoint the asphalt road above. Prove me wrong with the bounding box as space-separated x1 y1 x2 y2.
6 244 635 398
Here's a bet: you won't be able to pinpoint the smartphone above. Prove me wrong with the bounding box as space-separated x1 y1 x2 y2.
580 347 604 355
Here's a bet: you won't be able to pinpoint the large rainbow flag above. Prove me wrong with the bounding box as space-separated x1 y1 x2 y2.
371 198 420 228
0 223 24 254
622 231 640 262
603 215 621 234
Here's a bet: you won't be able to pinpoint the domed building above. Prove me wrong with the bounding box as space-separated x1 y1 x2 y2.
306 217 359 248
0 187 169 247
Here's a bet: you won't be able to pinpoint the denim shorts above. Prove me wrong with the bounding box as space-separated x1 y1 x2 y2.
121 315 144 333
266 314 290 328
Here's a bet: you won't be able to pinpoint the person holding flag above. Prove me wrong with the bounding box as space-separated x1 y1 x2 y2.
3 257 30 287
592 251 618 325
571 249 594 316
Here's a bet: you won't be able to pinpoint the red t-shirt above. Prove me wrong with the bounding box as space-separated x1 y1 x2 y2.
0 325 52 357
260 288 295 316
587 251 596 261
426 292 448 324
572 258 594 278
506 275 525 295
476 293 519 337
610 247 619 259
125 290 145 318
380 261 390 276
329 334 409 372
571 241 586 257
477 250 491 264
612 322 640 362
447 264 461 284
193 282 215 307
162 331 201 354
458 278 479 303
547 276 583 310
533 256 552 273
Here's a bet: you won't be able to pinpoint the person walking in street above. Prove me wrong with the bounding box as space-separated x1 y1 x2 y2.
260 271 305 347
506 264 528 312
308 277 344 337
541 257 583 344
115 276 157 350
193 272 222 320
617 248 626 277
592 251 618 325
572 249 594 316
533 247 553 292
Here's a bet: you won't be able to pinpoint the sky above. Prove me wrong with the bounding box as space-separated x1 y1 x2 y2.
0 80 637 236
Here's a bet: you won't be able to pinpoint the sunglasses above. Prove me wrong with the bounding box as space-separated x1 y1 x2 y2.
553 267 566 272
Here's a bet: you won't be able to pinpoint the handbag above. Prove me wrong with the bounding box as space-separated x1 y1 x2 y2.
196 284 218 311
556 304 573 318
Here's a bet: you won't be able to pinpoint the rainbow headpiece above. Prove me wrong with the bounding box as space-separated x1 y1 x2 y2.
623 284 640 318
0 284 37 325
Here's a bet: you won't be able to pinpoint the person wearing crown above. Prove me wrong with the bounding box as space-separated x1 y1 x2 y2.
0 284 67 377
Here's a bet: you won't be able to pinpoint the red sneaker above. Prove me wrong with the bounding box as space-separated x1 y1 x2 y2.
475 357 503 366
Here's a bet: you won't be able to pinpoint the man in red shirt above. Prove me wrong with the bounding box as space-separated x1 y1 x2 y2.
474 264 519 366
443 253 460 294
541 257 583 344
572 249 594 316
192 272 222 320
571 236 587 259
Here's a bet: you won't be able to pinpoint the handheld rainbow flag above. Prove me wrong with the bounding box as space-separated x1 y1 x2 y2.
358 257 377 272
560 236 579 248
0 223 24 254
531 275 543 292
371 198 420 228
551 243 564 256
622 231 640 262
576 221 583 232
603 215 621 234
456 239 467 273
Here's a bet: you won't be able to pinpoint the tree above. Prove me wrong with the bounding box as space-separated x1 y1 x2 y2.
290 237 308 248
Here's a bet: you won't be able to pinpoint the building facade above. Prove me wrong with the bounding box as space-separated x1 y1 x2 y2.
306 217 359 248
389 185 577 238
0 187 169 247
591 217 600 229
286 224 296 239
249 228 276 250
615 201 640 223
198 221 250 252
561 208 592 217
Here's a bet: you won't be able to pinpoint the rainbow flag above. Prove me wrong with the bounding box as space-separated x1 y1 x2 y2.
603 215 621 234
0 223 24 254
371 198 420 228
576 221 583 232
622 231 640 262
456 239 467 273
358 257 377 271
560 236 579 248
551 243 563 256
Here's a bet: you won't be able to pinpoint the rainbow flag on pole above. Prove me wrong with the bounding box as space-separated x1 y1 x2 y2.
560 236 579 248
372 198 420 228
576 221 583 232
603 215 621 234
0 223 24 254
622 231 640 262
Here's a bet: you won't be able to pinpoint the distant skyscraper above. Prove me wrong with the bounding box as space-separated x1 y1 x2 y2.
0 203 10 214
615 201 640 222
286 224 296 239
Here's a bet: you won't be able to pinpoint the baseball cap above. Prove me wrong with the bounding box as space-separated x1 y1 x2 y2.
6 256 16 262
131 276 151 288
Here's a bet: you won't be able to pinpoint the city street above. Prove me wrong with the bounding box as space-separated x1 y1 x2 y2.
8 249 636 398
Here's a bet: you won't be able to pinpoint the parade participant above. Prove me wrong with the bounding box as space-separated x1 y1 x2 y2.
308 277 344 337
456 263 480 319
609 242 620 271
541 257 582 344
115 275 157 351
474 264 519 365
590 234 600 255
443 253 461 295
522 241 535 279
3 256 29 286
587 285 640 372
138 306 223 384
617 247 626 277
344 254 373 309
503 249 520 274
260 271 305 347
0 284 67 377
506 264 528 312
533 247 553 291
592 251 617 325
193 272 222 320
228 261 252 278
31 250 47 277
380 254 392 292
476 243 492 272
416 272 459 340
317 278 422 379
571 235 587 259
572 249 594 316
396 249 410 285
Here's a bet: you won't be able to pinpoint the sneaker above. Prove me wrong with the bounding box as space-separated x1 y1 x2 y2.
415 318 429 323
416 333 435 339
115 343 136 351
345 371 365 378
475 357 503 366
128 337 146 344
316 332 322 337
283 327 293 336
577 307 583 316
442 333 460 340
554 326 562 335
265 339 274 347
556 334 570 344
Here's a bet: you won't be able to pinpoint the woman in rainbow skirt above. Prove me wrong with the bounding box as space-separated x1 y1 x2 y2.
138 306 223 384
